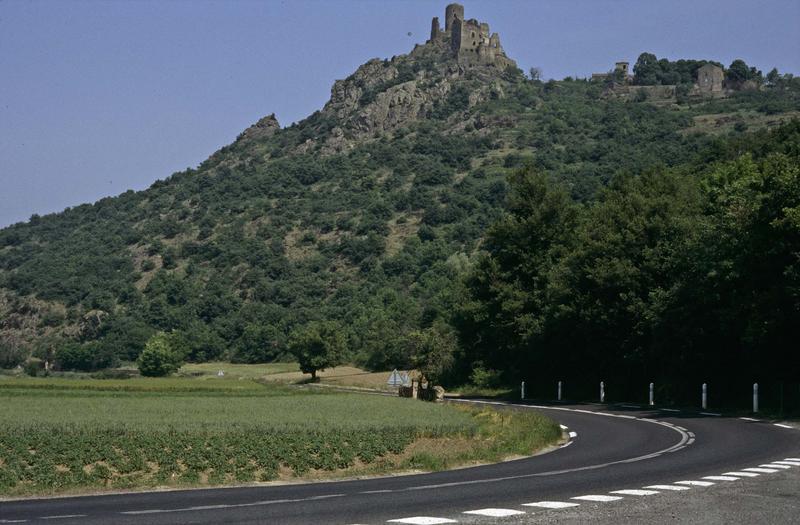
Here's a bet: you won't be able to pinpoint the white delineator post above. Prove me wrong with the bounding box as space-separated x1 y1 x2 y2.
600 381 605 403
521 381 526 400
649 382 655 406
702 383 708 410
557 381 562 401
753 383 759 413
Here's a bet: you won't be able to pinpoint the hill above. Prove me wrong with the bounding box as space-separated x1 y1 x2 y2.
1 4 799 380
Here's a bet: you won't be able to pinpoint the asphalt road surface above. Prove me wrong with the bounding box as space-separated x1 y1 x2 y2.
1 400 798 524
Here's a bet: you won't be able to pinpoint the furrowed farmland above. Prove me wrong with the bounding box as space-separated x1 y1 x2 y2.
0 375 561 496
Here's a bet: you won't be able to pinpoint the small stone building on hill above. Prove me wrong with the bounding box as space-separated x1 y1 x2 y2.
696 63 724 93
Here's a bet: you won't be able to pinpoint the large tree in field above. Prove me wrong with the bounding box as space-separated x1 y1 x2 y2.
289 321 347 380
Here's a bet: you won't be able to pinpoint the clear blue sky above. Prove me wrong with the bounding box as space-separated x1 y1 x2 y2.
2 0 798 228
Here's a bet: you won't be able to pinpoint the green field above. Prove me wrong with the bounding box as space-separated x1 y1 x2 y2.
0 376 560 496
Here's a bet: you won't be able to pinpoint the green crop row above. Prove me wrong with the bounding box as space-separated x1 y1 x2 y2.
0 424 455 495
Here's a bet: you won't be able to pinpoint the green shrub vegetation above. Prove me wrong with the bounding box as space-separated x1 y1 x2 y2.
0 47 798 406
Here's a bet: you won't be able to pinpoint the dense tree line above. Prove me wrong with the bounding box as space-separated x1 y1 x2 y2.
453 122 800 407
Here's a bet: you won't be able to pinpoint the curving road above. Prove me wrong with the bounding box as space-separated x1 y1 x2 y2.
1 401 798 524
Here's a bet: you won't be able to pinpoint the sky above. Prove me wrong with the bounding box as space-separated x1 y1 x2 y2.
1 0 799 228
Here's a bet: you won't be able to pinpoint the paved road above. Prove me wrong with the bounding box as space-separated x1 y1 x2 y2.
1 401 798 524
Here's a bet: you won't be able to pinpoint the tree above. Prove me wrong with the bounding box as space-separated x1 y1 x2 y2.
726 59 762 86
289 321 347 380
137 332 184 377
0 337 26 369
406 323 457 384
766 67 780 86
633 52 660 85
232 323 284 363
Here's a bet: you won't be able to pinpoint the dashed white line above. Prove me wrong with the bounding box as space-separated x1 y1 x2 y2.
774 423 794 429
463 508 525 517
743 467 779 473
675 480 715 487
643 484 690 491
522 501 580 509
610 489 660 496
739 417 760 422
723 471 759 477
387 518 458 524
571 495 623 502
703 475 740 481
760 464 791 469
699 412 722 417
660 408 680 412
41 517 88 521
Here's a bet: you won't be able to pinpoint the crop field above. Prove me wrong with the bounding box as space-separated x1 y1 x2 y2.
0 375 559 497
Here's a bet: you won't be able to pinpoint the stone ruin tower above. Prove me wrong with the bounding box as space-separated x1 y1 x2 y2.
428 3 516 69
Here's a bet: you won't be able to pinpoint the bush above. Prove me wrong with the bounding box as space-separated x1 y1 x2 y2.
0 341 26 369
55 342 94 371
137 333 184 377
23 358 45 377
469 365 503 388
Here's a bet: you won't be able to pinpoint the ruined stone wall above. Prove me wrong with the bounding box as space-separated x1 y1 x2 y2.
428 3 515 70
697 64 724 93
445 3 464 32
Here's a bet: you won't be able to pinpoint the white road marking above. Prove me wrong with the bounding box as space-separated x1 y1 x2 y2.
522 501 580 509
463 508 525 517
643 485 690 491
387 518 458 524
773 460 800 466
571 495 623 502
0 521 29 524
743 467 779 473
569 431 578 438
560 424 569 430
610 489 660 496
699 412 722 416
703 475 739 481
774 423 794 429
785 458 800 461
660 408 680 412
361 489 394 494
723 471 759 477
120 494 345 515
739 417 759 422
41 517 88 520
760 464 791 469
675 480 715 487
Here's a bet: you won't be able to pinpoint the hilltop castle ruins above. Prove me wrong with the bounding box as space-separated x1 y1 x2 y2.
427 3 516 69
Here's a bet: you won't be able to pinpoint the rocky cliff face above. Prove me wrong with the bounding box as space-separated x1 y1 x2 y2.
315 38 516 154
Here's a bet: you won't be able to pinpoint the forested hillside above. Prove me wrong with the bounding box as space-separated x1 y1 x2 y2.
1 34 798 400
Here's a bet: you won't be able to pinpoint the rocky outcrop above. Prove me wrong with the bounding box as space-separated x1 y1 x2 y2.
314 38 512 153
237 113 280 143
